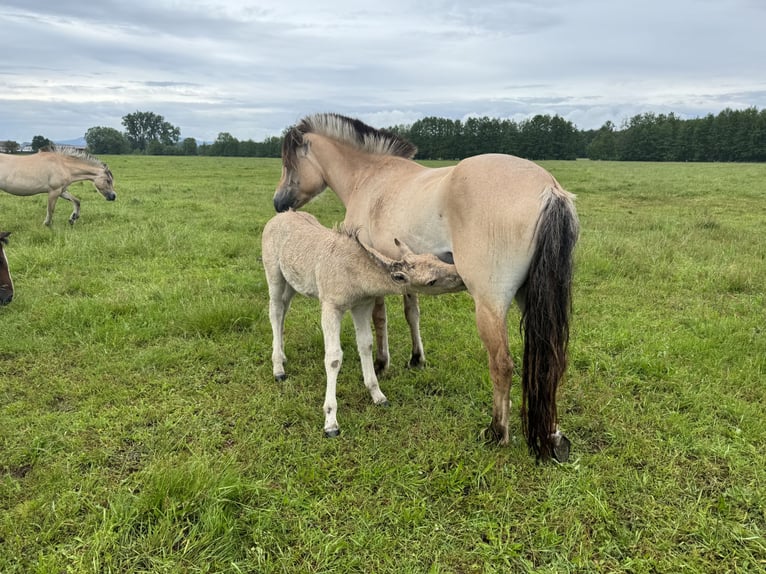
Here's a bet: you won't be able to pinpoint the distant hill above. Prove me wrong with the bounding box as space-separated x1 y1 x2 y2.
54 137 87 148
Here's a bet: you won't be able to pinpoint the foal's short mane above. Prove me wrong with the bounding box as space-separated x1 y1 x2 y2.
283 113 417 170
47 145 107 169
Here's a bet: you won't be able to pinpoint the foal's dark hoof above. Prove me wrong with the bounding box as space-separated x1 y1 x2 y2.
274 373 288 382
377 400 391 408
553 434 571 463
324 429 341 438
374 359 389 376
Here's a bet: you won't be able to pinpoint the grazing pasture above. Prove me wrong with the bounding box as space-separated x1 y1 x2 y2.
0 156 764 572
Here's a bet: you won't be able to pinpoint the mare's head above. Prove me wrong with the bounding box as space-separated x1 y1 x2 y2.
362 238 464 295
93 164 117 202
273 113 417 212
0 232 14 305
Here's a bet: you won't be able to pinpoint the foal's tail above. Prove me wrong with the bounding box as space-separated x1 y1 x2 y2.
521 186 579 460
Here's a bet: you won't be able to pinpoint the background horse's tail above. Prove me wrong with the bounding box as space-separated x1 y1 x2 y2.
521 186 579 460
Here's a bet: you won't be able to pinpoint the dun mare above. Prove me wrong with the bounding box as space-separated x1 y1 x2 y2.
274 113 579 461
0 231 14 305
0 147 116 225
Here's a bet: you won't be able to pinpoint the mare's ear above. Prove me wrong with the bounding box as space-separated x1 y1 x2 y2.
390 271 410 284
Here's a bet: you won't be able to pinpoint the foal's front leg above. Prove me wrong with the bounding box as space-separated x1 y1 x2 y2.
350 301 389 407
321 304 344 437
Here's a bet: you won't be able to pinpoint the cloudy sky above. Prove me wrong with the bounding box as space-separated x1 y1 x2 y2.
1 0 764 144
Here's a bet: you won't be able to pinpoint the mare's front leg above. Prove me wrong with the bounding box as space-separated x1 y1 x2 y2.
350 301 389 407
372 297 390 374
44 188 64 226
474 300 513 445
403 294 426 368
60 188 81 225
321 304 345 437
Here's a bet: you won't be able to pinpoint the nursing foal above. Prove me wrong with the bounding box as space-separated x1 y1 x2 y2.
262 210 463 436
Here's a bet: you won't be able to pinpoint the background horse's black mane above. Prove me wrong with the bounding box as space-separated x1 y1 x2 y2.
282 113 417 170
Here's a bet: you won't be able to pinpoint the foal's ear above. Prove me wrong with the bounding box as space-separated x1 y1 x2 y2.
390 271 410 284
394 238 414 257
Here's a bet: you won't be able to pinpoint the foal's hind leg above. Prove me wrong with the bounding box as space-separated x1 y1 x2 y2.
475 301 513 445
403 294 426 368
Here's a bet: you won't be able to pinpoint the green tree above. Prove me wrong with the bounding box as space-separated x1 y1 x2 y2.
31 135 53 152
85 127 129 154
121 111 180 152
1 140 20 153
181 137 198 156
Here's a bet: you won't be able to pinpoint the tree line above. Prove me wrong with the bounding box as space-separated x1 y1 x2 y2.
4 107 765 162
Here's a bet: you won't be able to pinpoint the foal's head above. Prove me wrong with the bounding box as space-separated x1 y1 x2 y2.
363 238 464 295
0 232 14 305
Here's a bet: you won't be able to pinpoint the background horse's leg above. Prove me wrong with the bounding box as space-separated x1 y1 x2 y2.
44 188 63 226
474 300 513 445
350 301 389 406
372 297 390 374
403 294 426 368
60 188 81 224
321 304 344 437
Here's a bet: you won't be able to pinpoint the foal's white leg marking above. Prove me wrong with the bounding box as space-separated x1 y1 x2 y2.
60 188 81 224
403 294 425 368
372 297 390 373
321 304 344 436
350 301 388 406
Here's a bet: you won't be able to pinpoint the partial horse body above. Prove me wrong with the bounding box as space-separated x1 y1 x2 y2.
273 113 579 461
262 210 463 436
0 231 14 305
0 147 116 225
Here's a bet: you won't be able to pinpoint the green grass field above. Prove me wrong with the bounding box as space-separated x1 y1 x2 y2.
1 157 764 573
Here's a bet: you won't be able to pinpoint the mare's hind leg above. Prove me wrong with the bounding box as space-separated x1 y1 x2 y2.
404 294 426 368
372 297 390 374
474 300 513 445
60 188 81 225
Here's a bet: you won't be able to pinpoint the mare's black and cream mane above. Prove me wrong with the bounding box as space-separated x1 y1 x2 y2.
282 113 417 170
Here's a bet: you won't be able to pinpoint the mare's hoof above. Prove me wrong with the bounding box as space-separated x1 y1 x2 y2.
407 354 425 369
374 359 389 376
553 434 571 463
274 373 288 382
480 424 506 445
324 429 341 438
377 400 391 408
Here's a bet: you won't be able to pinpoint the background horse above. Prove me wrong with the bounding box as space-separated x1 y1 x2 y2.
0 147 116 225
273 113 579 461
0 231 14 305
